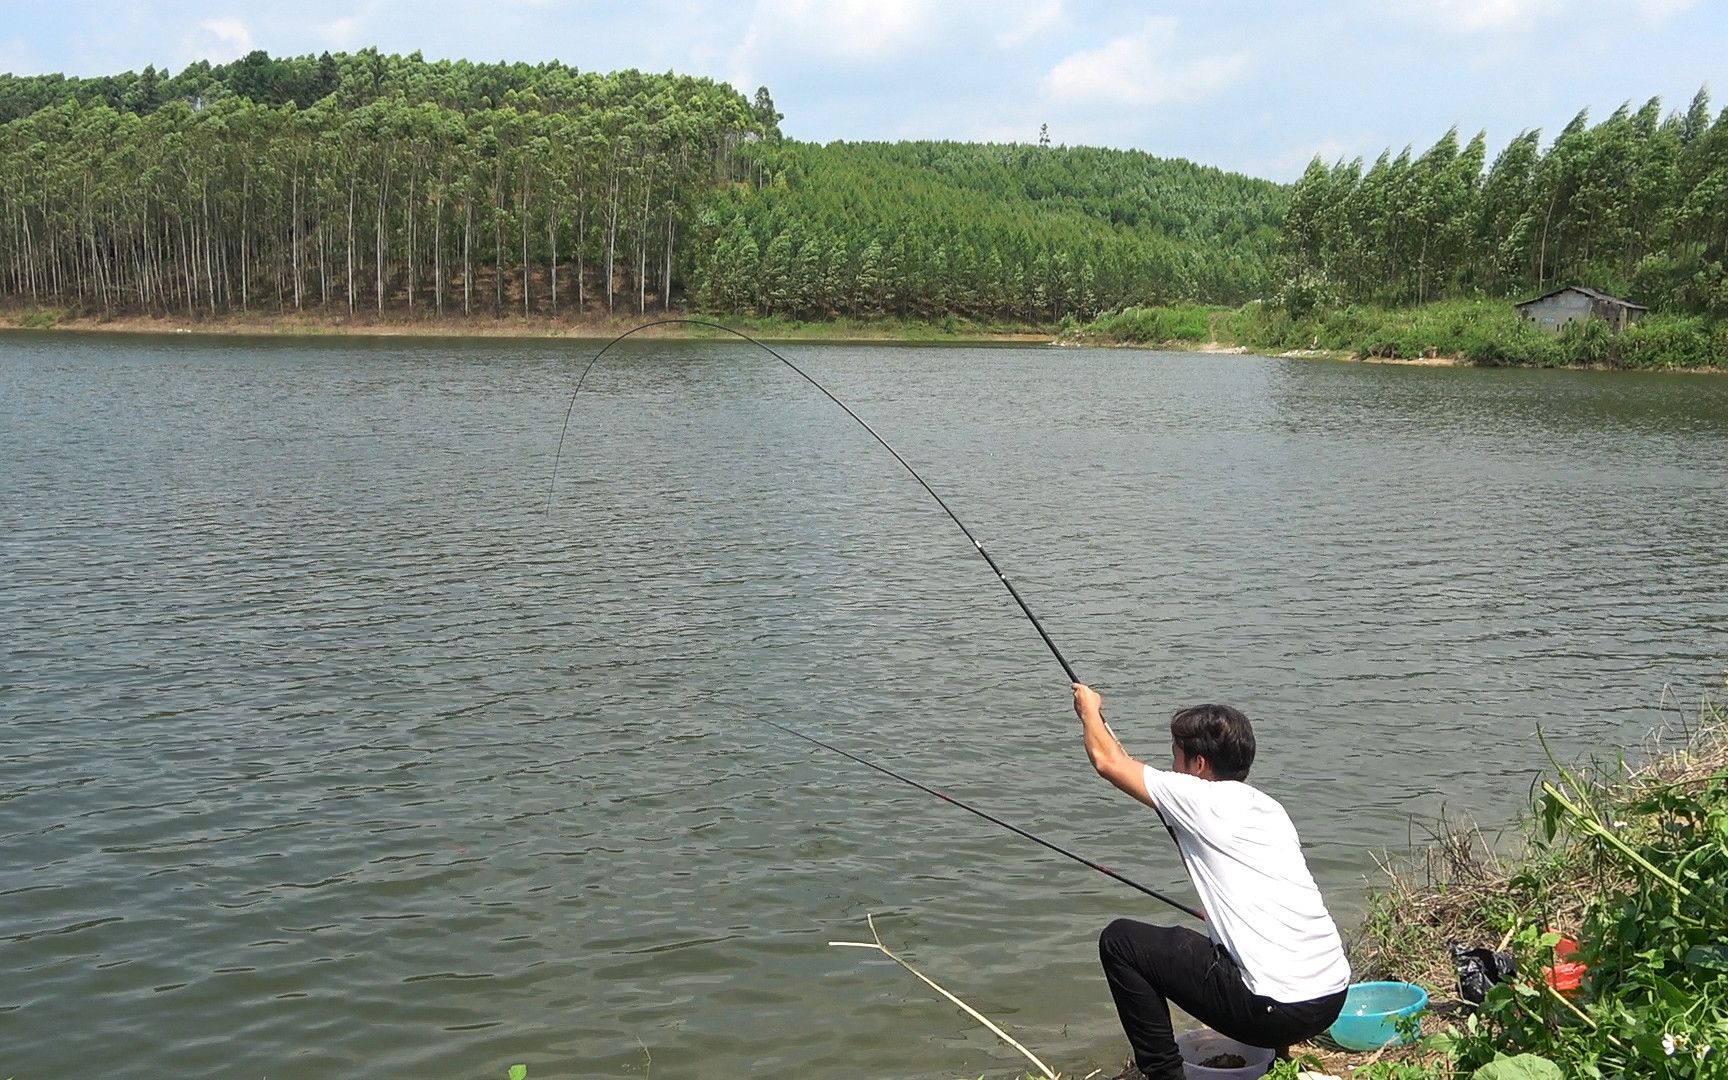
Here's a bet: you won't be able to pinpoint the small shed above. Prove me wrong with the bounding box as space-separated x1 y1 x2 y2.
1515 286 1648 333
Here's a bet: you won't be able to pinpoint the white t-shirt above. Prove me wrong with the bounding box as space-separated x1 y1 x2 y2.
1140 766 1351 1004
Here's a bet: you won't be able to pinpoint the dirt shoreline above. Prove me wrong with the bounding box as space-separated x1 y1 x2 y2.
0 310 1056 345
12 314 1719 373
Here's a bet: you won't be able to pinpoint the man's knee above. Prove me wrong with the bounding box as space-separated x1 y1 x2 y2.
1099 917 1141 961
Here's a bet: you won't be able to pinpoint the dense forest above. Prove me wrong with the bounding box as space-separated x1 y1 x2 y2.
2 49 1725 336
0 51 769 319
1279 91 1728 319
690 141 1282 321
0 50 1282 323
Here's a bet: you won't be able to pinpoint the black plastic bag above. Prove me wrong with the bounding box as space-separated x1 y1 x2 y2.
1451 942 1516 1004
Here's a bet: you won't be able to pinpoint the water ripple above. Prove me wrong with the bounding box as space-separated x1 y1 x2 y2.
2 337 1725 1078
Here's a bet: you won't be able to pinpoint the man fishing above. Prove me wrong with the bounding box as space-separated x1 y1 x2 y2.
1071 683 1351 1080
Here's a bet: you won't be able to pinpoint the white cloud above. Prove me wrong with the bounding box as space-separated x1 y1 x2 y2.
728 0 933 95
1043 19 1246 108
1632 0 1698 18
1399 0 1704 36
313 16 365 51
743 0 930 63
179 17 254 67
996 0 1064 49
1412 0 1563 31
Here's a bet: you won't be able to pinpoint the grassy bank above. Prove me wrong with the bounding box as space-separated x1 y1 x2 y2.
1073 300 1728 371
0 305 1054 344
14 300 1722 369
1279 692 1728 1079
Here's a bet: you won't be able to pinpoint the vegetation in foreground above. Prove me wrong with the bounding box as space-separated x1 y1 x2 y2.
1271 692 1728 1079
1073 300 1728 370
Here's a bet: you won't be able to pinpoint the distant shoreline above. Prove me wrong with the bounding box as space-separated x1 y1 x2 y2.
0 309 1055 346
9 310 1720 374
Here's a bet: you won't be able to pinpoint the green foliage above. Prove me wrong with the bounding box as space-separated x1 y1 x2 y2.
14 307 67 329
1423 713 1728 1078
1618 313 1718 369
507 1065 527 1080
1081 304 1220 343
8 52 1728 345
1359 1061 1448 1080
690 140 1285 323
1278 88 1728 321
1081 298 1728 369
0 52 763 320
1471 1054 1564 1080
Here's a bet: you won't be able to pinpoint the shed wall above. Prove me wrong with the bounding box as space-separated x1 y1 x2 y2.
1519 291 1595 331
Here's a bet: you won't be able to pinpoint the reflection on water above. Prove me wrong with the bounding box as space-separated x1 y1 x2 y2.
2 335 1725 1078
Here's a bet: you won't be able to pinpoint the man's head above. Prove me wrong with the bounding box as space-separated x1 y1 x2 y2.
1169 704 1256 782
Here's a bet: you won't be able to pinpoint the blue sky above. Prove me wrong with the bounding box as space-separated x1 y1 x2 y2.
2 0 1722 181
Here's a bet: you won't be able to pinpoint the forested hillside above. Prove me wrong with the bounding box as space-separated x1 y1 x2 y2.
0 51 766 319
0 50 1282 323
692 141 1282 322
6 49 1722 337
1279 91 1728 319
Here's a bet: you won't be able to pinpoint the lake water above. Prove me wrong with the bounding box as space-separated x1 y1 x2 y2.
3 332 1726 1079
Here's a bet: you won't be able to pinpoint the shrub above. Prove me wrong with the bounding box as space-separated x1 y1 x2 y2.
1618 314 1717 370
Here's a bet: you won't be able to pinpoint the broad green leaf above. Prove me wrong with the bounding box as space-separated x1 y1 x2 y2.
1472 1053 1564 1080
1685 944 1728 972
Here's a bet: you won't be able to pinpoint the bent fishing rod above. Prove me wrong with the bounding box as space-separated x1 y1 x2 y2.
547 319 1077 681
549 318 1200 921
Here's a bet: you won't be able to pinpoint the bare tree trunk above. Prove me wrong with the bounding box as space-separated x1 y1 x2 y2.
202 182 216 315
179 214 195 317
434 192 444 316
663 210 674 312
291 170 302 309
240 174 250 312
347 179 356 314
1537 191 1557 287
375 172 388 315
605 174 617 313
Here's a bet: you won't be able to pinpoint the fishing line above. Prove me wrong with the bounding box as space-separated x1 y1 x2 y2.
759 717 1203 919
549 318 1198 920
547 318 1077 681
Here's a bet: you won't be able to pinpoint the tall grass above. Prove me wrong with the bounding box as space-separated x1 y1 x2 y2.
1078 304 1221 344
1077 301 1728 370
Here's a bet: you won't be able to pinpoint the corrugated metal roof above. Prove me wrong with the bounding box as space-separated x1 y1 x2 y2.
1514 285 1649 310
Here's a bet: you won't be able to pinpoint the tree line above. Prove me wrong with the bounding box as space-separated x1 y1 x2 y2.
0 50 1285 324
7 50 1723 329
690 140 1284 322
1279 90 1728 319
0 51 770 320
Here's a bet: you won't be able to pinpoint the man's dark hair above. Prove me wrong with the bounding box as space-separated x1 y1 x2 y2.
1170 704 1256 781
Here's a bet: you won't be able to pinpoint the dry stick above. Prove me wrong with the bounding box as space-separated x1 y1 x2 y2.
830 914 1059 1080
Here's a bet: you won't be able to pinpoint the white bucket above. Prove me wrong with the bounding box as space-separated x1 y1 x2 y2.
1176 1028 1276 1080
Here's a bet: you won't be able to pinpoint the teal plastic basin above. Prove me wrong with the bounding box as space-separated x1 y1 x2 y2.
1327 981 1429 1051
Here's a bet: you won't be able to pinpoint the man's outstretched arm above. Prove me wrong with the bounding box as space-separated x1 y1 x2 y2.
1073 682 1156 809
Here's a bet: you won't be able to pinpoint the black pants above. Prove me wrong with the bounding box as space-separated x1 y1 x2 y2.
1099 918 1347 1080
